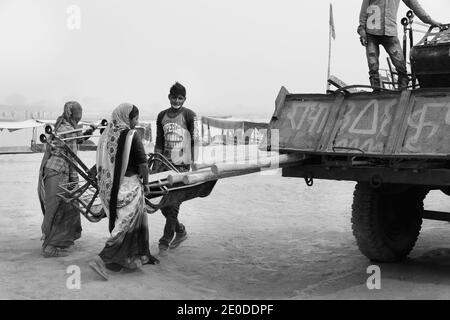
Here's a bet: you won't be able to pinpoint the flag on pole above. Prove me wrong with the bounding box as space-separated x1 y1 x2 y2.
329 3 336 40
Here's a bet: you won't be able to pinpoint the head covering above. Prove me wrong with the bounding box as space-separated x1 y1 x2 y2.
54 101 82 131
96 103 136 232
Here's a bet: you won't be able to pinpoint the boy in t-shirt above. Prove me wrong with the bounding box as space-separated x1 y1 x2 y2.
154 82 199 256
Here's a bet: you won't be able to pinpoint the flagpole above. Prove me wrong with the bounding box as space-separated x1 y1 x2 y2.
327 3 332 93
327 24 332 92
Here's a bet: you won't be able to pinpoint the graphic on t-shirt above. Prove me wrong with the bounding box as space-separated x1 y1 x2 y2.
163 122 187 151
367 5 381 30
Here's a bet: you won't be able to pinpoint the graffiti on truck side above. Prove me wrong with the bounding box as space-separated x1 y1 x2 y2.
333 99 397 153
404 102 450 152
275 95 450 155
283 101 331 134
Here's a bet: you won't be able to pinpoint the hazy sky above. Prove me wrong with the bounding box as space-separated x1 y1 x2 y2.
0 0 449 118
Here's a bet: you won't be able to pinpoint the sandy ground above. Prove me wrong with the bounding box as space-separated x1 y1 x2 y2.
0 150 450 300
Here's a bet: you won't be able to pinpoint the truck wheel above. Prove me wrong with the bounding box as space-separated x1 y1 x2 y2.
351 182 426 262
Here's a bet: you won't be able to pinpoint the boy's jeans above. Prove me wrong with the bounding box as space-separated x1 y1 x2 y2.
159 165 189 247
366 34 409 89
159 203 186 247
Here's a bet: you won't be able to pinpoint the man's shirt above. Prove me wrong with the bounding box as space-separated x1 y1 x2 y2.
358 0 433 37
155 106 199 166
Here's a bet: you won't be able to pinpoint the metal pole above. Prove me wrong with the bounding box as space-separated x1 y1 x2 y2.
409 22 416 89
327 26 332 92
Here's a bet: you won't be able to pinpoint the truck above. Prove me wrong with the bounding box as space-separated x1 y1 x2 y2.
267 23 450 262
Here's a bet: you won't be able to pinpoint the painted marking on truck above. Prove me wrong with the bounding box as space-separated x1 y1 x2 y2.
404 102 450 152
333 99 397 153
276 100 332 150
348 100 379 135
283 102 330 133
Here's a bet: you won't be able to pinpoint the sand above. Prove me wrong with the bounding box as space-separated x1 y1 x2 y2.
0 149 450 300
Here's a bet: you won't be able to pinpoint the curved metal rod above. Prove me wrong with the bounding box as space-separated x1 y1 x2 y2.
44 119 108 135
332 146 366 154
148 153 180 173
333 85 397 94
56 126 107 136
60 134 102 141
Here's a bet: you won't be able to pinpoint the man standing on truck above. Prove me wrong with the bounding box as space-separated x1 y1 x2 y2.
358 0 441 90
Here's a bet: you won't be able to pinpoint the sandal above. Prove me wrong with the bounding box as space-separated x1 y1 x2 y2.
142 254 160 265
89 256 109 280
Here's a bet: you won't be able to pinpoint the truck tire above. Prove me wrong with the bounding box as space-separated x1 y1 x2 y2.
351 182 426 262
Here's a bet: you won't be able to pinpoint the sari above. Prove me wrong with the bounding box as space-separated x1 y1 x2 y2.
96 103 156 270
38 102 83 254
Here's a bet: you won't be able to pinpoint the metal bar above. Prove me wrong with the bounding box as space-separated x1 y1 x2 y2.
423 210 450 222
147 181 171 188
56 126 107 136
409 22 416 88
386 58 397 88
58 153 93 182
51 135 94 175
192 163 215 171
85 188 99 213
174 154 305 186
211 153 305 175
275 147 450 160
282 165 450 187
327 22 332 92
60 135 101 141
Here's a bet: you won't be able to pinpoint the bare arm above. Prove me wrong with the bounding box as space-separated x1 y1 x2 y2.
138 163 149 185
403 0 441 26
154 112 164 154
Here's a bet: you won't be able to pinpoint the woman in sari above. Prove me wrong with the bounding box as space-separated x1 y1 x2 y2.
89 103 159 280
38 101 95 257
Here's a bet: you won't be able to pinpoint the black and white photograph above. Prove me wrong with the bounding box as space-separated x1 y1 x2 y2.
0 0 450 307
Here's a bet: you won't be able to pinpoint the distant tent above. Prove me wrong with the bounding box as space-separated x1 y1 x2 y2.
200 116 268 145
0 119 44 132
201 116 268 131
0 119 45 154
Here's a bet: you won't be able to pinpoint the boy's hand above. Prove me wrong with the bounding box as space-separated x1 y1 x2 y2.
429 20 448 31
360 35 368 47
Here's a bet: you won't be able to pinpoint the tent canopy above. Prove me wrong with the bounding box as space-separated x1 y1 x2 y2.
0 119 45 132
201 116 268 131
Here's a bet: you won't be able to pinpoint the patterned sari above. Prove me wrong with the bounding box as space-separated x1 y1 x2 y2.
96 103 156 270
